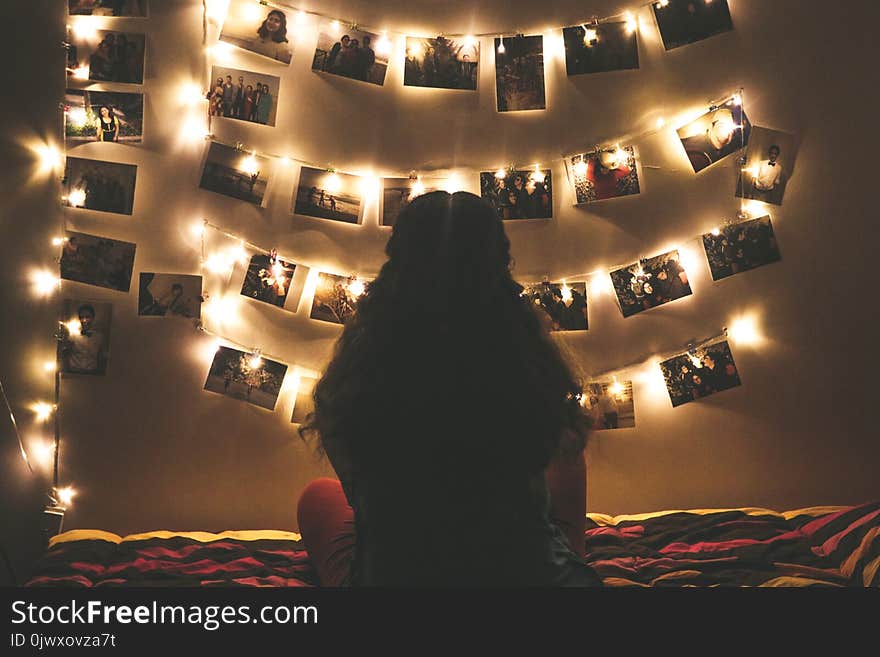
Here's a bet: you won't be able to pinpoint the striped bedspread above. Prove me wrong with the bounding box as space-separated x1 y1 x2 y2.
26 502 880 587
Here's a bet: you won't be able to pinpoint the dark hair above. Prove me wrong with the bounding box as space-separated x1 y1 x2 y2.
257 10 288 43
98 105 115 121
300 192 589 476
77 304 96 318
768 144 780 153
171 283 183 292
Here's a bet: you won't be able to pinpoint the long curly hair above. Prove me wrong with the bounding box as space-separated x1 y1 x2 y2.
257 10 288 43
299 191 589 479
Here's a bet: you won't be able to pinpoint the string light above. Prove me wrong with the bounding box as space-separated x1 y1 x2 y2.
295 10 307 26
55 486 76 508
203 295 239 325
656 0 670 7
63 319 82 336
70 20 99 41
376 33 392 56
608 379 625 397
66 107 88 128
67 188 86 208
190 221 206 238
494 167 507 179
31 270 61 297
348 277 366 298
248 352 263 369
241 1 263 22
463 35 478 48
624 12 638 33
43 361 56 373
324 171 342 193
31 402 54 423
710 227 722 236
573 159 588 177
178 82 206 106
560 282 573 303
240 152 259 176
72 65 90 80
31 440 54 469
411 175 425 197
656 117 666 129
529 164 546 184
51 236 67 247
497 37 505 54
330 19 341 33
728 315 762 346
583 26 597 45
33 143 63 174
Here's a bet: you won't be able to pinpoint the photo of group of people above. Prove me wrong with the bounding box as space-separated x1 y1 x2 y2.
204 346 288 411
562 22 639 76
702 216 781 282
208 66 279 127
610 250 692 318
63 156 137 215
568 146 640 204
581 380 635 430
68 0 147 16
293 167 363 223
219 0 293 64
60 231 137 293
310 273 366 324
58 299 112 376
312 21 388 86
404 36 479 90
494 35 546 112
137 273 202 318
480 169 552 220
652 0 734 51
735 127 797 206
678 102 751 174
64 90 144 144
381 177 444 227
290 376 317 425
660 340 741 407
66 30 145 84
199 141 270 205
240 252 297 309
521 282 588 331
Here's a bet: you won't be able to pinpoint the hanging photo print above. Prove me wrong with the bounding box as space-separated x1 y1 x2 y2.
567 146 639 204
562 22 639 76
581 380 635 430
520 281 588 331
64 89 144 144
137 273 202 318
652 0 733 51
677 101 751 173
199 141 270 206
610 250 692 318
494 35 545 112
240 252 297 309
63 156 137 215
59 231 137 293
293 167 363 224
311 20 389 85
58 299 112 376
310 273 367 325
68 1 147 16
204 346 288 411
290 376 318 424
480 168 552 220
219 0 294 64
208 66 280 126
381 177 446 227
702 216 781 282
735 127 798 206
66 29 145 84
660 340 741 407
404 36 479 90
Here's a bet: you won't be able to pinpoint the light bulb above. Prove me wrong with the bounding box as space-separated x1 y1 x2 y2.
529 165 545 184
376 33 392 56
34 144 63 173
72 65 89 80
71 20 98 41
56 486 76 507
728 316 762 346
609 380 625 396
51 236 66 246
497 38 506 54
624 12 638 33
241 1 262 22
43 360 56 373
295 11 307 26
463 35 477 48
411 177 425 197
68 188 86 207
32 441 54 468
573 160 588 177
67 107 88 128
32 402 54 422
249 355 263 369
730 93 742 106
32 270 61 297
710 227 722 236
64 319 82 336
583 28 597 44
348 278 365 298
656 0 670 7
560 283 572 303
240 154 259 176
330 20 341 33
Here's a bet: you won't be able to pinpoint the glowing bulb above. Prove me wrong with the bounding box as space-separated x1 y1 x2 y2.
656 0 669 7
31 270 60 296
71 20 99 41
583 28 597 44
56 486 76 507
463 35 477 48
330 20 341 33
676 246 700 274
205 0 230 23
178 82 205 105
591 273 611 296
241 1 262 22
205 253 231 273
624 12 638 33
728 316 762 346
280 156 291 166
443 174 461 193
744 165 760 178
656 117 666 129
348 278 366 298
197 338 222 364
67 107 88 128
411 177 425 197
68 188 86 207
497 38 505 54
714 119 735 139
249 355 263 369
609 380 625 396
560 283 572 303
32 441 54 468
51 236 67 246
204 296 237 323
34 144 63 174
688 352 702 368
376 33 392 56
529 165 546 184
324 172 342 193
207 41 235 64
43 360 56 373
495 167 507 179
190 222 206 238
295 11 307 26
573 160 588 177
64 319 82 336
613 145 628 166
240 154 259 176
710 227 722 236
731 93 742 106
73 65 89 80
32 402 54 422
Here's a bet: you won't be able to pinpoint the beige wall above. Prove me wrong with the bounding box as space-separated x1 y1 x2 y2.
1 0 876 541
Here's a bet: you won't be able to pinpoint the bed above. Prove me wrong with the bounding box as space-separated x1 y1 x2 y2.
25 501 880 587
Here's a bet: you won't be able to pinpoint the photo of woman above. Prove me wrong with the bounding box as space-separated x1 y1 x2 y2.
97 106 119 142
219 1 294 64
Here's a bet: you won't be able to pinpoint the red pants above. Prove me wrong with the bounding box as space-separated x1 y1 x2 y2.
296 454 587 586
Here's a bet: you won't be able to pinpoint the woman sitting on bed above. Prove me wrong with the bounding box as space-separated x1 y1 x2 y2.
296 191 601 587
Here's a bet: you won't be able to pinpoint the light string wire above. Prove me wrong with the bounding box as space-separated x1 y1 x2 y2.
0 377 34 475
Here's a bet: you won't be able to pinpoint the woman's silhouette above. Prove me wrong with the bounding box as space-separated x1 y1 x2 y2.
297 191 600 587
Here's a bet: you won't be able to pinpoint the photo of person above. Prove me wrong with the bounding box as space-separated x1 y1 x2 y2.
494 35 545 112
403 36 479 90
204 346 288 411
702 216 781 282
57 299 112 376
199 141 270 205
59 231 137 293
219 0 293 64
66 30 145 84
660 340 741 408
68 0 147 16
207 66 280 126
290 376 317 425
735 127 798 206
581 380 635 430
240 251 296 309
562 22 639 76
652 0 733 50
677 102 751 173
137 273 202 318
293 167 363 223
63 156 137 215
480 168 552 220
520 281 588 331
567 146 640 204
610 250 692 318
310 273 367 325
381 177 445 227
64 89 144 144
312 21 389 86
